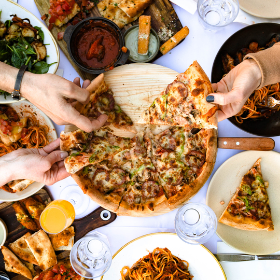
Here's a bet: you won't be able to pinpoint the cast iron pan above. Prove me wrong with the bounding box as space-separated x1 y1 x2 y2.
211 23 280 137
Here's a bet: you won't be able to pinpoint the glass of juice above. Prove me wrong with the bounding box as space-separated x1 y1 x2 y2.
40 199 75 234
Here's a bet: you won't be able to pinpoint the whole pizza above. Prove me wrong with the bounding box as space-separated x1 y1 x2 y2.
60 61 218 216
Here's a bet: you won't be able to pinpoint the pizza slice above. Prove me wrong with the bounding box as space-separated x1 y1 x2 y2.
145 127 216 209
76 74 136 133
219 158 274 231
72 161 130 213
61 129 135 174
139 61 218 129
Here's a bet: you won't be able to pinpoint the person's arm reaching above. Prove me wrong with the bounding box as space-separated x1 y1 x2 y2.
207 42 280 121
0 62 107 132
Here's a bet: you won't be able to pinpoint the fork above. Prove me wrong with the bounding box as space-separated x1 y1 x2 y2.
267 96 280 108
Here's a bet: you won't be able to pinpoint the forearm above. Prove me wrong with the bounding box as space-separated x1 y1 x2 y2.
0 62 34 98
245 42 280 88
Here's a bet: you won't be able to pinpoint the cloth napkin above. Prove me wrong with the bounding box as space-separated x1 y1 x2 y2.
217 242 280 280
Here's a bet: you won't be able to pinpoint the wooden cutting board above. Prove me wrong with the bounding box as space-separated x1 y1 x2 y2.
103 63 178 137
34 0 183 81
0 188 117 279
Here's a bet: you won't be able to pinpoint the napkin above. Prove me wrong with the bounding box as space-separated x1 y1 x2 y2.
217 242 280 280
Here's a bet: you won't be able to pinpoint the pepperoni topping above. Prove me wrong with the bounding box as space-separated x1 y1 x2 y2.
110 168 127 185
185 150 205 168
142 181 161 199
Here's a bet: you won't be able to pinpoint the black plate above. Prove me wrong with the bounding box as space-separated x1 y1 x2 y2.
211 23 280 137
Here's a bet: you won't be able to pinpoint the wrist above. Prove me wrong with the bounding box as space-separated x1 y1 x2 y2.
244 58 262 88
20 71 37 100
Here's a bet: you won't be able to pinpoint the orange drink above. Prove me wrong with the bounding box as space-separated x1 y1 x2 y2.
40 200 75 234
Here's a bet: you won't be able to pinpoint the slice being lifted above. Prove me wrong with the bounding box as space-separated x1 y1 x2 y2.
219 158 274 231
139 61 217 129
76 74 135 133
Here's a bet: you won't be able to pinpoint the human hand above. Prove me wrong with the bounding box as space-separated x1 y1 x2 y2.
0 138 69 186
21 73 108 132
207 59 262 121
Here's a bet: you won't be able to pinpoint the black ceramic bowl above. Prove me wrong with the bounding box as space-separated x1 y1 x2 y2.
211 23 280 137
64 17 130 74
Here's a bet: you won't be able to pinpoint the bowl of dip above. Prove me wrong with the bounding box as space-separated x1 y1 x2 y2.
124 25 160 63
0 218 7 247
64 18 129 74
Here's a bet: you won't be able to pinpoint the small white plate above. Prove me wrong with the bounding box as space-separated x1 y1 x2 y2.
102 232 226 280
0 0 60 104
206 151 280 255
0 100 57 201
0 218 7 247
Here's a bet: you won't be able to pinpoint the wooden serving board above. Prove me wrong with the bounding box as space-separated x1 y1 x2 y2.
104 63 178 137
0 188 117 279
34 0 183 81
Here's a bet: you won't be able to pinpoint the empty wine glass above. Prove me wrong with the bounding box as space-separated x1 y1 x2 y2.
175 203 217 244
197 0 239 31
70 231 112 279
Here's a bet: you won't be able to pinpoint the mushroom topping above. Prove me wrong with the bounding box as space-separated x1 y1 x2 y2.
31 41 47 61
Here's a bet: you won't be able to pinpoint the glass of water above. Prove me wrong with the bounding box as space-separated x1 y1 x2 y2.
175 203 217 245
70 231 112 278
197 0 239 31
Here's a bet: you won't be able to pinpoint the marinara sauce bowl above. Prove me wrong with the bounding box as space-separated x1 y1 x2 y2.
64 17 129 74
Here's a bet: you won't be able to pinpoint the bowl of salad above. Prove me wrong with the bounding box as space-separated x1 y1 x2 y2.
0 0 59 103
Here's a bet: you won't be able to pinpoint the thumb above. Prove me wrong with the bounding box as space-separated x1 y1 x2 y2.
206 89 243 106
45 150 68 166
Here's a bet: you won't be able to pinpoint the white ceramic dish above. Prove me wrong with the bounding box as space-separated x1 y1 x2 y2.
206 151 280 255
102 232 226 280
239 0 280 19
0 100 57 201
0 218 7 247
0 0 60 104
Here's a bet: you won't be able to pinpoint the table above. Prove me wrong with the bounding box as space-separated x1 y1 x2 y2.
18 0 280 255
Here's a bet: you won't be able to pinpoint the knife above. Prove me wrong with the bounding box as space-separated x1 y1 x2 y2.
215 253 280 262
218 137 275 151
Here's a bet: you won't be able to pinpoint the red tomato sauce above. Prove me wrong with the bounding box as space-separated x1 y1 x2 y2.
75 25 119 69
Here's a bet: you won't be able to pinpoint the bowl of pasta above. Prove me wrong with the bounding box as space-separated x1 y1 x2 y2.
211 23 280 137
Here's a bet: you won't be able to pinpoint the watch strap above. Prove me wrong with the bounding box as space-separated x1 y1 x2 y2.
11 65 28 100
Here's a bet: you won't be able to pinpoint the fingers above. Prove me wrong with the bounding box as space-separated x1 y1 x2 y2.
206 89 242 106
60 102 108 132
217 110 228 122
66 83 90 104
86 74 104 93
82 79 91 89
211 83 218 92
73 77 81 87
45 149 68 167
42 138 61 154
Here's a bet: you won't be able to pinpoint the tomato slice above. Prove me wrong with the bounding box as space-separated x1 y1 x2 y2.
52 264 59 274
59 265 67 275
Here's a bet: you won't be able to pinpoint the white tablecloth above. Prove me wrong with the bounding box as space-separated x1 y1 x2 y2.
18 0 280 257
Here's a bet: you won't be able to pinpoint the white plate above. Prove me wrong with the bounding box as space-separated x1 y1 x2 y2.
0 0 60 104
206 151 280 255
102 233 226 280
239 0 280 19
0 100 57 201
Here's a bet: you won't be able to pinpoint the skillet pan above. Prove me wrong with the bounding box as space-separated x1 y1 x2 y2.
211 23 280 137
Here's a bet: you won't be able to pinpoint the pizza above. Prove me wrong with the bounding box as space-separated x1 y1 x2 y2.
61 128 135 174
61 61 217 216
139 61 218 129
75 74 136 133
219 158 274 231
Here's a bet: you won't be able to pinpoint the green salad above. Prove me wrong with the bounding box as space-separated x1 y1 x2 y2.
0 12 56 98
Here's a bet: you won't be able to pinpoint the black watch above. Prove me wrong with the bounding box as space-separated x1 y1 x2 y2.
11 65 28 100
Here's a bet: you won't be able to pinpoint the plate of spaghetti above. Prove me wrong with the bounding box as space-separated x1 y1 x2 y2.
211 23 280 136
0 100 57 201
101 232 226 280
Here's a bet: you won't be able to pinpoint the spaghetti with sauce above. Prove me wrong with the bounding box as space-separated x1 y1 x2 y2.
222 35 280 123
120 247 193 280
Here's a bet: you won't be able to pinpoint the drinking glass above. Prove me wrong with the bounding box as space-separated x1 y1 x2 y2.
197 0 239 31
70 231 112 279
175 202 217 244
59 185 90 219
40 199 75 234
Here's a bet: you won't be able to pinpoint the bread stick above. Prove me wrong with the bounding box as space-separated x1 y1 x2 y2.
160 26 189 55
138 15 151 55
